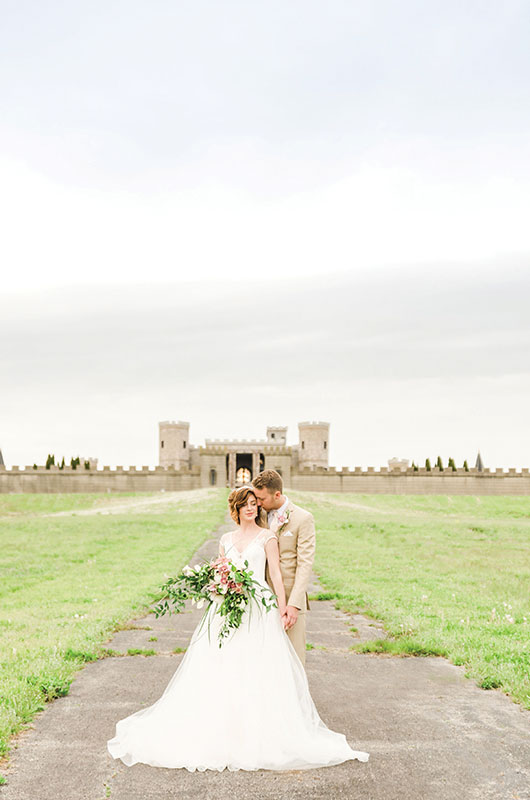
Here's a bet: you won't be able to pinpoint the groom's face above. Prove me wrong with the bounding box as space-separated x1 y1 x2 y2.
252 487 281 512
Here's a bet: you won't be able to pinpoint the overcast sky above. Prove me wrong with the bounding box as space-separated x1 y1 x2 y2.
1 1 529 469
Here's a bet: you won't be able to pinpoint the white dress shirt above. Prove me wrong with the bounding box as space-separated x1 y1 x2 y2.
268 495 289 527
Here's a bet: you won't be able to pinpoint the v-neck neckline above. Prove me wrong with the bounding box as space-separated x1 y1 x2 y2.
231 530 260 556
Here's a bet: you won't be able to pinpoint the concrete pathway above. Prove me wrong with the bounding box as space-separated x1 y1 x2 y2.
2 521 530 800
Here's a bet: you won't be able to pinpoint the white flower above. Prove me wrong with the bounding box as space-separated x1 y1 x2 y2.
196 598 205 609
182 565 194 577
193 564 201 571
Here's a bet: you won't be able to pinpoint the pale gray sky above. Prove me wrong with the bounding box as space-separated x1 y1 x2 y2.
2 264 529 469
1 1 529 468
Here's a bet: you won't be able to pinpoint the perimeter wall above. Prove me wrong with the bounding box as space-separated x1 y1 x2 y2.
1 465 529 494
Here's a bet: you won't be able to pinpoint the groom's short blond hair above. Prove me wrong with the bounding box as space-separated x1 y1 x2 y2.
252 469 283 493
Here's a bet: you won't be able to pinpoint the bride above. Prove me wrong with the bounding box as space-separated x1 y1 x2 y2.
107 486 369 771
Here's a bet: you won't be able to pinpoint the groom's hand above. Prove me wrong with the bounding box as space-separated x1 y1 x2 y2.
285 605 299 629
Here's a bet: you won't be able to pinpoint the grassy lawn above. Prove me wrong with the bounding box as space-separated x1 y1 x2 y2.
290 491 530 709
0 491 155 516
2 488 529 763
0 489 228 759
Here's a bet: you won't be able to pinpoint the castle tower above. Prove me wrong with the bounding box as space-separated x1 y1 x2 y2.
266 426 287 445
298 421 330 469
158 421 191 469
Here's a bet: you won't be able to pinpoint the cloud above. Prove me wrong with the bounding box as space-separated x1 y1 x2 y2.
1 3 530 292
2 262 528 391
1 2 529 467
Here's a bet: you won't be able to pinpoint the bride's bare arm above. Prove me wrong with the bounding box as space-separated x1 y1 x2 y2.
265 537 287 616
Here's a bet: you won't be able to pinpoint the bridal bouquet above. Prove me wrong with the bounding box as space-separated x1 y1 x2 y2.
153 556 277 646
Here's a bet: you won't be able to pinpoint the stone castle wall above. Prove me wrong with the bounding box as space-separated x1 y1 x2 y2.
290 466 530 495
1 464 529 494
0 465 201 493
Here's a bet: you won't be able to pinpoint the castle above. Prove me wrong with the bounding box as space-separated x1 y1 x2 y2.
158 420 329 488
1 421 529 495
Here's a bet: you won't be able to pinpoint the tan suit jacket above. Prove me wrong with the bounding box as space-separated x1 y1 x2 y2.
264 501 316 611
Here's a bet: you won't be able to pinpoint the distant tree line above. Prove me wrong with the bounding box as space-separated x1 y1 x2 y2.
37 455 91 470
410 457 470 472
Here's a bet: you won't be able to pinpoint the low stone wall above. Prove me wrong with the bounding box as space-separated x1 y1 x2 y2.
290 467 530 495
0 466 202 493
1 465 529 495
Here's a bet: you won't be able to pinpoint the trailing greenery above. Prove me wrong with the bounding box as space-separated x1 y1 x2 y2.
290 491 530 709
154 555 277 647
0 489 228 759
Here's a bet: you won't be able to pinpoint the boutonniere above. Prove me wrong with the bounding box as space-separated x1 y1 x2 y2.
275 508 291 533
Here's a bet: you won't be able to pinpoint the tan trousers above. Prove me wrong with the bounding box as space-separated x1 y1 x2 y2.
286 610 306 666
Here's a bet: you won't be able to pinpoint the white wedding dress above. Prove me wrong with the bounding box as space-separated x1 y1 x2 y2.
107 529 369 771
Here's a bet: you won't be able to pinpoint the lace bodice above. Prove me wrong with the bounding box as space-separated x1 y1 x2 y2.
220 529 276 584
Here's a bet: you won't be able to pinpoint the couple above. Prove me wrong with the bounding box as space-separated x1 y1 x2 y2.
107 470 369 772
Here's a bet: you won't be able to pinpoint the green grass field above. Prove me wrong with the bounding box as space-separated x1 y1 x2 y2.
2 489 529 764
0 489 228 759
291 491 530 709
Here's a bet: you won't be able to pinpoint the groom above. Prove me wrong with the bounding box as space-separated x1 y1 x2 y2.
251 469 316 666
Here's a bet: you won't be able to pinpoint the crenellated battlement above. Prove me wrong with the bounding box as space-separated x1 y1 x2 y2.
199 445 228 455
0 464 200 474
204 438 268 446
1 463 528 476
295 465 530 476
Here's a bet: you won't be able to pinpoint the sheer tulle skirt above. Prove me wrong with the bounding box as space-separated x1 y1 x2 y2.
107 597 369 771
